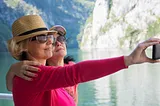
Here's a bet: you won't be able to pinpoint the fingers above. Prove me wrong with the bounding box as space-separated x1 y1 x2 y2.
23 70 38 78
22 65 39 72
140 38 160 47
21 74 33 81
139 42 159 49
27 65 39 72
136 38 160 52
19 65 40 81
145 38 160 43
20 70 38 81
146 57 160 63
20 61 41 81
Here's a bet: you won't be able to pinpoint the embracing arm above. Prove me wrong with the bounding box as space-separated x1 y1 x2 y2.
6 61 41 91
6 67 15 91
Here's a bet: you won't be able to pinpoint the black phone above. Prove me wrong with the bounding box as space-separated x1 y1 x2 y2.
152 44 160 60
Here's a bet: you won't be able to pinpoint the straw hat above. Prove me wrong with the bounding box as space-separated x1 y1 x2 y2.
8 15 57 43
50 25 66 36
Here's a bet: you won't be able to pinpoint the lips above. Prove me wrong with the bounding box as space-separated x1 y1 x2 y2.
55 47 64 52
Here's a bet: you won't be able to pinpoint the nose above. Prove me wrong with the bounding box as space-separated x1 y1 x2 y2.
55 41 62 47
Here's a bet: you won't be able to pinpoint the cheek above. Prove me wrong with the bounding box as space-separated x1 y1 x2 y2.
28 44 44 56
28 45 41 56
28 44 36 52
64 45 67 55
64 48 67 55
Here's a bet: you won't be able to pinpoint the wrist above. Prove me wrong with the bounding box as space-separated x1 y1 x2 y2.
124 56 133 66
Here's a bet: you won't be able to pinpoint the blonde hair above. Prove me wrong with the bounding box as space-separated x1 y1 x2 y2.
7 39 29 60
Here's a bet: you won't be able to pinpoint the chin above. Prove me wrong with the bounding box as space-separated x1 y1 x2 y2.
56 53 66 57
45 53 53 59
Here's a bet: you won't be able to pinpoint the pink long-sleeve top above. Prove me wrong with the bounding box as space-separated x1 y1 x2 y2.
12 56 128 106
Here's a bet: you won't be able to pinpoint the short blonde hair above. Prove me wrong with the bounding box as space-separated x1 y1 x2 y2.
7 39 29 60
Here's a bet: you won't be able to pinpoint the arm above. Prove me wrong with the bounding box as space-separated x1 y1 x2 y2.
6 61 41 91
6 68 15 91
15 56 127 93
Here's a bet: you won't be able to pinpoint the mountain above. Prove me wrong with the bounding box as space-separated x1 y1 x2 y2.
0 0 95 52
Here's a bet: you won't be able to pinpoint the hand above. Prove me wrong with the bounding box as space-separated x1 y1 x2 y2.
11 61 41 80
124 38 160 66
6 61 41 91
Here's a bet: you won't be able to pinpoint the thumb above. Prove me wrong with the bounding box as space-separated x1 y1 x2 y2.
146 58 160 63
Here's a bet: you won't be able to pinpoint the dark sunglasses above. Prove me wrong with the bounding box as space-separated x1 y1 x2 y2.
30 34 54 43
53 35 66 46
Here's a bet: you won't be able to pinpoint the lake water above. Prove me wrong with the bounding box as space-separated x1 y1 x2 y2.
0 48 160 106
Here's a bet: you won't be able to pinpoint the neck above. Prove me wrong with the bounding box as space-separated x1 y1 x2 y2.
29 57 46 65
36 59 46 65
27 53 46 65
48 57 64 66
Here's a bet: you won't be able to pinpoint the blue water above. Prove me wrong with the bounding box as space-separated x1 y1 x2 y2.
1 48 160 106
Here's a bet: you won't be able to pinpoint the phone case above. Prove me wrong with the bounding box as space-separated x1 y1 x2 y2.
152 44 160 60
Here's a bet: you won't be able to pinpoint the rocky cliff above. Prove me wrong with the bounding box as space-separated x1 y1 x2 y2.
79 0 160 50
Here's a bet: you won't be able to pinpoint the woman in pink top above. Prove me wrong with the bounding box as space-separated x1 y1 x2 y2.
48 25 78 104
6 15 160 106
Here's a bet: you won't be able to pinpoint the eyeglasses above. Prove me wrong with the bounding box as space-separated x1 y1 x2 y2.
30 34 54 43
30 34 66 45
53 35 66 46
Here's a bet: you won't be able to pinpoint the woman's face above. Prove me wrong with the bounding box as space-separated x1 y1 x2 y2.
52 34 67 59
27 34 54 61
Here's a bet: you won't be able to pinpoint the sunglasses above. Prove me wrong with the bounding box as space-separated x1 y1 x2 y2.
30 34 54 43
30 34 66 45
53 35 66 46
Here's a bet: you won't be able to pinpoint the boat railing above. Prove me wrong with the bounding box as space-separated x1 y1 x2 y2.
0 93 13 100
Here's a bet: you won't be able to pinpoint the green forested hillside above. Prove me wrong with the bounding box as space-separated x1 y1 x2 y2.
0 0 95 51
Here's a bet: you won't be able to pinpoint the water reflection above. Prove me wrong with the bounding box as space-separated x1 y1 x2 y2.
76 49 160 106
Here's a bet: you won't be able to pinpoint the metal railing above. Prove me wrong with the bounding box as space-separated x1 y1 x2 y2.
0 93 13 100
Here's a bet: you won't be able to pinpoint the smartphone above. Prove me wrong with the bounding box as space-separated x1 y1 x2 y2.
152 44 160 60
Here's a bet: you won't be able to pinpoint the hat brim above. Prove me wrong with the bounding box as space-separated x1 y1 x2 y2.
50 25 66 36
8 30 57 43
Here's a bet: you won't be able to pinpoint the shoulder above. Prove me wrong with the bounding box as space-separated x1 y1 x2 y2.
65 61 75 66
37 65 55 71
